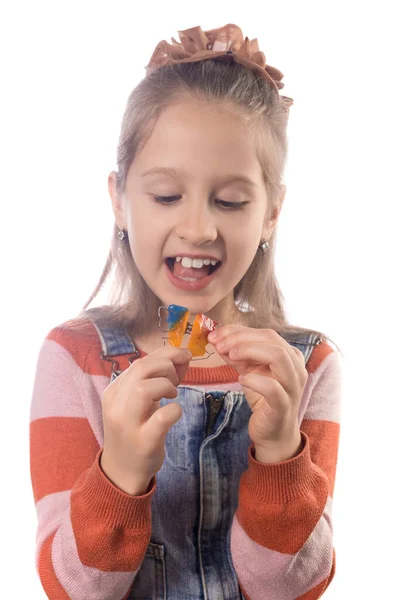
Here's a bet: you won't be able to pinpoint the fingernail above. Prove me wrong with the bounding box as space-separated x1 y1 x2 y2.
183 349 192 357
208 331 217 341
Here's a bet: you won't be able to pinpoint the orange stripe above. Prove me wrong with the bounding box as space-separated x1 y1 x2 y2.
306 341 334 374
49 320 141 379
237 467 329 554
30 417 100 503
300 420 340 497
38 530 138 599
71 494 152 571
240 587 251 600
49 320 336 380
38 531 71 599
296 579 328 599
47 321 99 370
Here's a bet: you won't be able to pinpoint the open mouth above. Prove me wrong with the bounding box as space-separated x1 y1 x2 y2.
165 257 222 277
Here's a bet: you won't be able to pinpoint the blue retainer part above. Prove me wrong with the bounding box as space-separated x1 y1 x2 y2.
165 304 189 330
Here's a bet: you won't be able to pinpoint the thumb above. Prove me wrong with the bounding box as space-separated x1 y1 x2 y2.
145 402 183 438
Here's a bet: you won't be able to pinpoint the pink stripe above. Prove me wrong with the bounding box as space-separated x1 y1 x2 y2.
29 339 88 421
298 351 342 424
83 371 108 448
35 489 71 571
36 490 138 600
231 497 334 600
29 337 109 448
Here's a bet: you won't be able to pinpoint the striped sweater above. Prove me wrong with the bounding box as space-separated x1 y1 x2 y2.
29 317 342 599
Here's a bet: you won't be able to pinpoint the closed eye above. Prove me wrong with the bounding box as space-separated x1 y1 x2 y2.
152 195 249 210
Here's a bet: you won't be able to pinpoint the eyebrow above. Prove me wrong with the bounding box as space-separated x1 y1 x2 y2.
141 167 258 188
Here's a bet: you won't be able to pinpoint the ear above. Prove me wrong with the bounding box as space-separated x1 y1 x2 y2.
262 184 286 240
108 171 126 230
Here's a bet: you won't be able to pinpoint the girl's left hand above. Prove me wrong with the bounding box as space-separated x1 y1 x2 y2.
207 325 309 460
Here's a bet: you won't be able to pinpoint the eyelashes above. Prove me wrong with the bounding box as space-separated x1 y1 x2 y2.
152 195 249 211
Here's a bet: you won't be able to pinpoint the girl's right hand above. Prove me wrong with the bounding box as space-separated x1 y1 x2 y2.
100 345 192 496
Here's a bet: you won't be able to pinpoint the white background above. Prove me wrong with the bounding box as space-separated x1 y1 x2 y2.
1 1 399 598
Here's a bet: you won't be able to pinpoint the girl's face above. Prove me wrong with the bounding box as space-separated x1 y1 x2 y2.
109 98 284 326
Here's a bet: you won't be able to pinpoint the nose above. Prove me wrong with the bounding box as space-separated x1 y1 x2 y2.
174 200 218 247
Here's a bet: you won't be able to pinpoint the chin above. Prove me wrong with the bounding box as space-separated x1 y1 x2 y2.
160 295 217 317
175 299 216 314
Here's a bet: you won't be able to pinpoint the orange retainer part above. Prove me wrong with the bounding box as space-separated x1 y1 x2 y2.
187 313 218 357
167 309 190 348
161 304 219 357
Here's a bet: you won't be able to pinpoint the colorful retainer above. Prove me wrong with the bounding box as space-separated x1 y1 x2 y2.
158 304 219 358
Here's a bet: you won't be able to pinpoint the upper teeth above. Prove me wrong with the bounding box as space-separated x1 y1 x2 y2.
175 257 219 268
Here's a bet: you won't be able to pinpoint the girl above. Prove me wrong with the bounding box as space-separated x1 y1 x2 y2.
29 24 342 600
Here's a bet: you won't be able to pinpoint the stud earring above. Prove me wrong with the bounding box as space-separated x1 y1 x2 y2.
259 239 270 252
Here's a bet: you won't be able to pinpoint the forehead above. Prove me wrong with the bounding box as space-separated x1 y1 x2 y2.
131 99 263 184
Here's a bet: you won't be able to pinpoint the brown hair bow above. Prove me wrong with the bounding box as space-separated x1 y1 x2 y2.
145 24 293 112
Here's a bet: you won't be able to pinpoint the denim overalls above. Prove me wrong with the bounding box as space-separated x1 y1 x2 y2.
86 309 321 600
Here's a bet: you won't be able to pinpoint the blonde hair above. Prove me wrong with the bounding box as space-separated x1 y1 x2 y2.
66 59 340 353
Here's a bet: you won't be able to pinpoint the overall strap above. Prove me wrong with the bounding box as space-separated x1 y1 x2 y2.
84 308 141 380
279 331 323 366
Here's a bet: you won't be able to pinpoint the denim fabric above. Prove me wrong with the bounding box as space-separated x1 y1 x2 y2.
86 309 321 600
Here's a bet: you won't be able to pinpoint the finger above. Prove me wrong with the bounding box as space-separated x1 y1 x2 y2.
212 328 303 371
129 355 189 388
212 327 287 352
142 347 192 383
130 377 179 425
143 345 192 361
230 342 296 394
207 324 245 344
144 402 183 438
240 371 288 412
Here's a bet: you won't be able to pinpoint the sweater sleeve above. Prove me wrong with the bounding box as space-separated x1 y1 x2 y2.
29 325 155 600
231 341 342 600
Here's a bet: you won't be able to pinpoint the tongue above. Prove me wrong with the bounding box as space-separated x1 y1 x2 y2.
174 261 210 280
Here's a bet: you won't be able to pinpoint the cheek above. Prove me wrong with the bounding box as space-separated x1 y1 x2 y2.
132 237 160 264
229 236 259 266
129 230 169 277
130 208 165 251
238 251 257 278
224 246 257 286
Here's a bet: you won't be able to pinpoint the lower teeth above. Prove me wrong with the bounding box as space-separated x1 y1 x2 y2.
178 276 198 281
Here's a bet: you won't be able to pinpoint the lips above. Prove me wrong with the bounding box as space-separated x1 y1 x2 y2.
164 258 222 291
